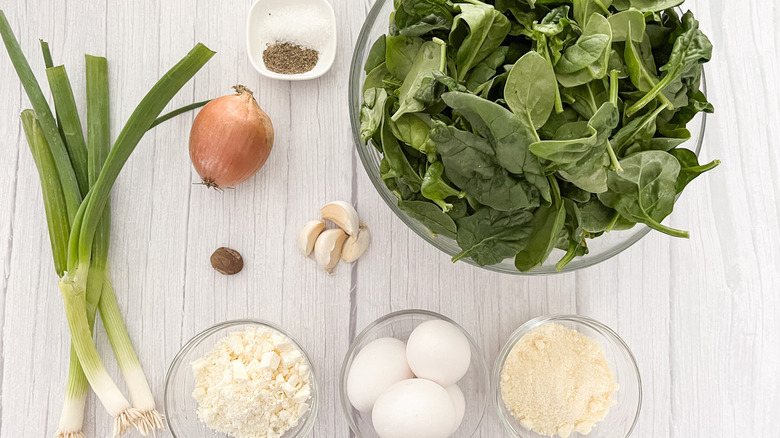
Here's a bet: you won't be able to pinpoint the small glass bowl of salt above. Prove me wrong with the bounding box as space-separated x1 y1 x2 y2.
246 0 337 80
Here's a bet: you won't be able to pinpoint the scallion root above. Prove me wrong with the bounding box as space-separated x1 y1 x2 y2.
114 408 142 437
54 431 86 438
134 409 165 436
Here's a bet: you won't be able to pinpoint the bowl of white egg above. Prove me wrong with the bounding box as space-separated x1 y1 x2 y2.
340 309 490 438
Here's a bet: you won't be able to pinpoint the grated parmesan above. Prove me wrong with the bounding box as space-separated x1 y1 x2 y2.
500 323 619 438
192 327 312 438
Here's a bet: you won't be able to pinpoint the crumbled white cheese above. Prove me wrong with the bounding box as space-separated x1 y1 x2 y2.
192 327 312 438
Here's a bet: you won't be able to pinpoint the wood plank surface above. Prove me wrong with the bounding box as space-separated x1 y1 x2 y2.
0 0 777 437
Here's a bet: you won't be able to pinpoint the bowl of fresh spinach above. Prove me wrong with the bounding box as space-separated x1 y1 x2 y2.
350 0 718 275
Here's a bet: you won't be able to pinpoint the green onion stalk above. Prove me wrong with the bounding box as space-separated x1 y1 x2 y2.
2 9 215 436
57 43 214 435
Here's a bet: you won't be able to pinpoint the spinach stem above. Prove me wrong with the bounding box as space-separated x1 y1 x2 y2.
556 242 578 272
605 212 620 233
609 70 619 106
606 140 623 173
538 34 564 114
615 103 668 156
626 71 677 117
642 214 690 239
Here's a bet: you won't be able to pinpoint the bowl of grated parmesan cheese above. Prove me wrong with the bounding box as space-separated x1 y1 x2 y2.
164 319 319 438
493 315 641 438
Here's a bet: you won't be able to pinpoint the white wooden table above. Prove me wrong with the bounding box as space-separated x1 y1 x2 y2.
1 0 778 437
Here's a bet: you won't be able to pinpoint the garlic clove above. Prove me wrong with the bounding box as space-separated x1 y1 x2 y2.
314 228 348 273
321 201 360 236
342 223 371 263
297 220 327 257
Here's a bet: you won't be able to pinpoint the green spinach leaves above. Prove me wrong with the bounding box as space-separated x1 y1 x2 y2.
360 0 718 272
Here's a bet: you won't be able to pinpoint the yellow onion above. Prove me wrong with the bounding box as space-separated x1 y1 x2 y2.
189 85 274 188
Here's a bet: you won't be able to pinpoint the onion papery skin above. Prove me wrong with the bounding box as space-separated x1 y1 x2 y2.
189 86 274 189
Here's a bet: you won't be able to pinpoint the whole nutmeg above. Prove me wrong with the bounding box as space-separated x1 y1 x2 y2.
211 247 244 275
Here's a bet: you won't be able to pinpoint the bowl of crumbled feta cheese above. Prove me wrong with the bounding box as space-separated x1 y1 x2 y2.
164 320 319 438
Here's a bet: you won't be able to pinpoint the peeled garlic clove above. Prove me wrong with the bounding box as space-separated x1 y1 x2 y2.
321 201 360 236
314 228 348 273
342 224 371 263
298 220 326 257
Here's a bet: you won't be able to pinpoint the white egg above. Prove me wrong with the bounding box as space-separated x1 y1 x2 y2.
347 337 414 412
406 320 471 386
372 379 457 438
445 384 466 434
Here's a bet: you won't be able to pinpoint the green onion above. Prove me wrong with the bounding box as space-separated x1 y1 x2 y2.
40 39 54 68
150 99 211 129
5 9 215 434
20 110 69 276
71 42 215 271
57 42 214 434
47 65 90 195
87 54 165 433
0 11 82 220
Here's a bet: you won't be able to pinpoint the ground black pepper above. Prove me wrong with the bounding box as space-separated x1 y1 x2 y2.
263 42 319 75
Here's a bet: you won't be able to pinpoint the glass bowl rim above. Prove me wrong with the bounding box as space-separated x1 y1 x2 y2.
348 0 708 276
163 318 320 438
339 309 491 438
491 314 643 438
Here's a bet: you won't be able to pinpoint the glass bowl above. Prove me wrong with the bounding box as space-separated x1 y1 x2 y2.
340 309 490 438
492 315 642 438
348 0 708 275
164 319 319 438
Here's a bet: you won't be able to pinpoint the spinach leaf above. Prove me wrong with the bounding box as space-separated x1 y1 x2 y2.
573 0 612 27
395 0 457 37
363 63 394 94
624 28 662 94
514 202 567 272
505 51 558 130
447 198 469 221
450 3 511 81
430 120 541 211
465 46 509 91
598 151 688 237
561 80 608 120
627 11 713 116
422 161 466 211
386 34 425 80
670 148 720 193
390 113 434 154
612 103 667 156
533 6 571 37
539 106 582 139
365 35 387 74
433 70 470 93
530 102 620 193
580 196 618 233
381 99 424 192
607 9 646 42
392 38 447 121
441 91 550 202
399 199 458 239
629 0 684 13
453 207 534 266
360 88 389 143
556 14 613 87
